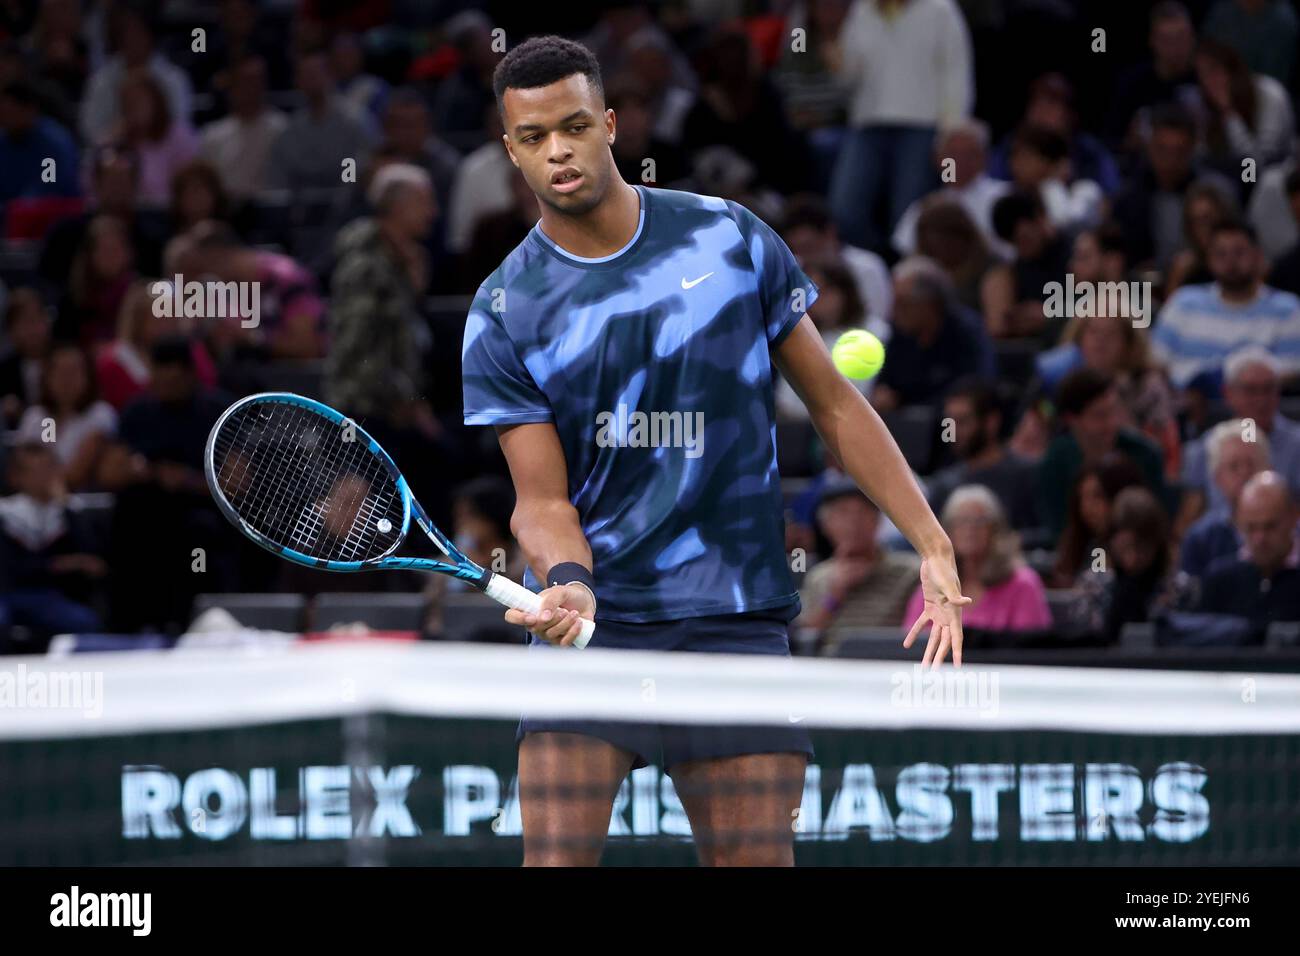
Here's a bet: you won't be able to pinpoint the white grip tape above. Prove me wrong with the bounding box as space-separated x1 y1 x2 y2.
484 573 593 649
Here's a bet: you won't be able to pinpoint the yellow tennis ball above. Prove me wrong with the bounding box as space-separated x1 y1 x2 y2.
831 329 885 380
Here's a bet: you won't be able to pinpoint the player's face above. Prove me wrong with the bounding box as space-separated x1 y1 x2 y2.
501 74 615 216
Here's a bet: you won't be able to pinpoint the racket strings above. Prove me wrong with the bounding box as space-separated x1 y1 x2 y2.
211 400 405 563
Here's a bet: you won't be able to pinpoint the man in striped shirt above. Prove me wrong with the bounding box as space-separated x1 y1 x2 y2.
1151 221 1300 392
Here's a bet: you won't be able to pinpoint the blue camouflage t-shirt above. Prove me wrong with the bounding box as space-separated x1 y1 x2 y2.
461 185 818 622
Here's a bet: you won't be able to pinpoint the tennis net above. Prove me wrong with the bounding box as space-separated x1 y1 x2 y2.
1 641 1298 865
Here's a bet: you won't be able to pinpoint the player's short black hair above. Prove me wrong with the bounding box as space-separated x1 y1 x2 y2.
1056 367 1115 418
492 35 604 111
991 190 1045 241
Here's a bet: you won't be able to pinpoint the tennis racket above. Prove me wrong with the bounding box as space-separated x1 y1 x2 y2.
203 392 593 648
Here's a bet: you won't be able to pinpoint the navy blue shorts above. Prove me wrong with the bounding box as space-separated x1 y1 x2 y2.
517 607 815 773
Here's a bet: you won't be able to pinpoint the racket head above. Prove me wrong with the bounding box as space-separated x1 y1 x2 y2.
204 392 415 571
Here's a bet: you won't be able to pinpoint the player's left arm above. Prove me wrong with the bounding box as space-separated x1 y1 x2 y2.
773 315 972 667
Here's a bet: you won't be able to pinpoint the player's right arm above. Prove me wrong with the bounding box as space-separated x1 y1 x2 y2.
495 421 595 646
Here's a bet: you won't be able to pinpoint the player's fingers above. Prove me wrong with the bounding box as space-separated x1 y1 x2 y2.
903 613 929 648
504 608 529 628
951 615 965 668
933 627 951 668
546 608 575 644
922 625 940 668
557 611 584 647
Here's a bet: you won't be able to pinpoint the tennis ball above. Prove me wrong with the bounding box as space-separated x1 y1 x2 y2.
831 329 885 381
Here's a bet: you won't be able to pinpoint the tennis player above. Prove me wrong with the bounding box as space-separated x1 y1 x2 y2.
461 36 970 866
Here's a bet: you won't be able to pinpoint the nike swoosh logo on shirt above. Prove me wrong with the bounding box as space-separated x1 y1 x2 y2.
681 272 715 289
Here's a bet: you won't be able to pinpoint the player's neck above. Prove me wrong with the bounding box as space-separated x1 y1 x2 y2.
537 179 641 259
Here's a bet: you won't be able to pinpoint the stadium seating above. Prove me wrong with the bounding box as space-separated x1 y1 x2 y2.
191 593 307 632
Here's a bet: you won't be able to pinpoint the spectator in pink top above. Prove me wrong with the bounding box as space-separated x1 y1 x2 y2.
904 483 1052 633
104 69 198 206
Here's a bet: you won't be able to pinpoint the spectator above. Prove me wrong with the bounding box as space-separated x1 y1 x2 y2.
1202 0 1298 87
1193 39 1295 173
94 279 217 410
772 0 852 187
461 169 543 293
0 442 104 647
1003 124 1104 236
680 26 810 196
988 189 1071 341
25 0 90 112
97 336 232 631
924 377 1041 535
380 87 461 218
267 48 374 193
429 10 501 154
1151 221 1300 390
1051 452 1147 587
422 476 526 642
1248 155 1297 263
1106 2 1200 150
619 29 696 147
1179 347 1300 519
774 256 879 421
828 0 973 252
1036 368 1169 543
912 197 1007 332
902 484 1052 634
796 474 921 654
169 159 231 234
1199 470 1300 640
78 2 192 144
606 77 688 189
1180 418 1271 578
198 55 288 202
58 214 135 347
330 32 387 132
166 221 326 361
1112 104 1234 272
1067 223 1130 288
1078 486 1187 643
105 69 198 206
1165 180 1241 293
0 77 79 203
1267 168 1300 297
0 288 54 428
39 144 166 282
780 193 892 324
445 105 513 257
1035 315 1180 479
989 73 1121 197
15 342 116 490
891 119 1012 260
327 163 455 523
872 256 994 411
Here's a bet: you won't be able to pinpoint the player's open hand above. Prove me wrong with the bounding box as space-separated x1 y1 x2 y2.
903 555 972 668
506 583 595 647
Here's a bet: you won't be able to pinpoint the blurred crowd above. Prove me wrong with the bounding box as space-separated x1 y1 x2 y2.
0 0 1298 654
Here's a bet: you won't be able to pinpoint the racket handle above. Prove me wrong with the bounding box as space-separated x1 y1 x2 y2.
484 572 594 649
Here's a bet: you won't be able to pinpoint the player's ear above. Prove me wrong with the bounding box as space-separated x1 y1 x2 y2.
605 106 616 145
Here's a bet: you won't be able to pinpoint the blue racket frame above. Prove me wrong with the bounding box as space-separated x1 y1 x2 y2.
204 392 488 585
